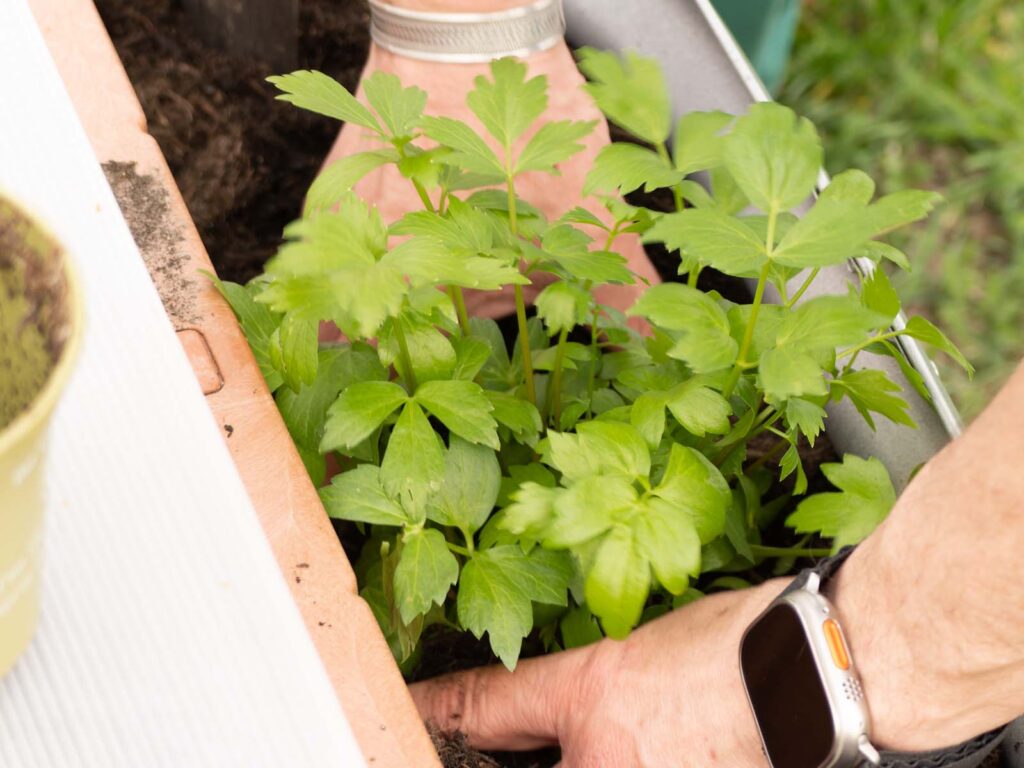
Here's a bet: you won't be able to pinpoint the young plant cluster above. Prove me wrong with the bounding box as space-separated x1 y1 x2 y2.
215 51 971 670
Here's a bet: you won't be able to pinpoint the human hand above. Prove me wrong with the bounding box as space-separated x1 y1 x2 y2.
409 582 778 767
323 41 661 321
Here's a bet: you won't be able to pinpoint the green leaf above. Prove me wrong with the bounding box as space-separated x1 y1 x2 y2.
584 524 650 639
867 190 943 235
860 267 901 321
630 391 667 449
536 224 633 284
859 241 911 270
901 316 973 375
516 119 597 174
467 58 547 147
560 606 603 649
820 169 875 204
787 455 896 551
665 381 732 437
320 464 410 526
577 48 671 145
583 143 682 196
779 442 808 495
362 71 427 137
535 281 591 336
545 476 637 548
421 116 505 176
415 380 499 448
211 277 284 392
451 336 492 382
831 369 915 430
486 391 543 444
758 347 828 403
304 150 397 215
771 199 877 268
644 208 767 277
321 380 408 452
458 546 571 669
394 528 459 625
269 71 382 133
278 313 318 391
546 422 650 481
382 236 524 290
651 444 731 544
501 481 561 540
672 111 733 174
628 283 738 373
560 206 608 230
381 401 445 505
776 295 889 352
722 102 822 213
428 437 501 535
786 398 826 446
634 497 701 594
381 314 457 385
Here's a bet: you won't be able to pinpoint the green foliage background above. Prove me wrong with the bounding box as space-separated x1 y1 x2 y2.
780 0 1024 419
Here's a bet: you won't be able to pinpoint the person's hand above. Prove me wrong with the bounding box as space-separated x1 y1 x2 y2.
323 41 661 320
410 582 779 767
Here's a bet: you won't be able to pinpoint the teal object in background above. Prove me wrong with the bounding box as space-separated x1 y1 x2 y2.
712 0 801 94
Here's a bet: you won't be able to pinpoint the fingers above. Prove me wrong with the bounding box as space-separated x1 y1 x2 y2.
409 643 597 751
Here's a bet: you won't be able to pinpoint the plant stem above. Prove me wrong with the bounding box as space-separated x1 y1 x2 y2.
393 321 418 392
786 267 820 307
507 176 537 406
687 265 702 288
449 285 471 335
446 540 472 558
750 544 833 559
547 327 570 426
723 258 773 399
411 179 435 213
655 142 683 212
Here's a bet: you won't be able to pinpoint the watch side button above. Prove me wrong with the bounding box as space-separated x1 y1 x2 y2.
823 618 851 670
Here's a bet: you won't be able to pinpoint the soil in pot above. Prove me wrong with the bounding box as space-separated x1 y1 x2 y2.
0 200 71 428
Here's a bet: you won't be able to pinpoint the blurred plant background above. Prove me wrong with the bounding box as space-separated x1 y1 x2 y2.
779 0 1024 419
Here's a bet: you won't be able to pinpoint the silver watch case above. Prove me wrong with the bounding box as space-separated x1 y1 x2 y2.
742 570 881 768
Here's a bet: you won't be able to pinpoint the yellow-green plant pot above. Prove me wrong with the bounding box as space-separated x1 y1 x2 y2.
0 194 82 678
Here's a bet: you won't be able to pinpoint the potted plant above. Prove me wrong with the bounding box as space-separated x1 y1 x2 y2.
0 194 83 677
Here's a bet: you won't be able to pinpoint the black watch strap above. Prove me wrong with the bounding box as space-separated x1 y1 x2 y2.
805 548 1006 768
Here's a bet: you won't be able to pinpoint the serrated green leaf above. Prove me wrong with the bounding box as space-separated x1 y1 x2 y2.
269 70 382 132
421 116 506 176
304 150 397 215
901 316 973 375
759 347 828 402
380 401 445 506
427 436 501 535
786 398 826 446
321 380 408 452
858 241 911 270
779 442 808 494
458 546 572 669
788 455 895 551
665 381 732 437
772 199 877 268
467 58 547 147
394 528 458 625
560 605 603 649
320 464 410 526
820 169 875 204
451 336 492 382
362 71 426 138
415 379 499 448
560 206 608 229
644 208 767 277
535 281 591 336
516 119 596 174
776 295 889 351
211 277 284 392
628 283 738 373
831 369 915 430
577 48 671 145
547 422 650 481
583 143 682 196
860 267 901 321
651 444 731 544
545 476 636 548
672 110 733 174
867 190 943 235
380 314 457 385
382 236 524 291
634 497 701 594
502 481 561 539
722 102 822 213
630 391 667 448
584 524 650 639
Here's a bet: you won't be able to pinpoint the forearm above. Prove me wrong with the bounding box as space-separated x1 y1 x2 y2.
832 360 1024 750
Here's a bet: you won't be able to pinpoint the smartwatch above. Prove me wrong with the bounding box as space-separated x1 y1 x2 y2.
739 551 1007 768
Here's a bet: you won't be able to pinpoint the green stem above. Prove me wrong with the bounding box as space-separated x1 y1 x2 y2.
547 327 570 426
446 540 472 558
786 267 820 308
722 259 773 399
507 175 537 406
687 265 702 288
745 439 788 474
394 321 418 392
656 142 683 212
449 285 471 335
750 545 833 559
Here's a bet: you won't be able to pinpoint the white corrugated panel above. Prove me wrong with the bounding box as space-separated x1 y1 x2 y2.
0 2 367 766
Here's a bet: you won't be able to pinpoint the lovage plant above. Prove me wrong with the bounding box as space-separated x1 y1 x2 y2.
215 51 970 670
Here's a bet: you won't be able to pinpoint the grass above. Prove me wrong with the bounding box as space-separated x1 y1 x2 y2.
779 0 1024 419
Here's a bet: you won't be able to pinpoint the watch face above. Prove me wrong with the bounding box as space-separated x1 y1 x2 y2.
741 602 836 768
